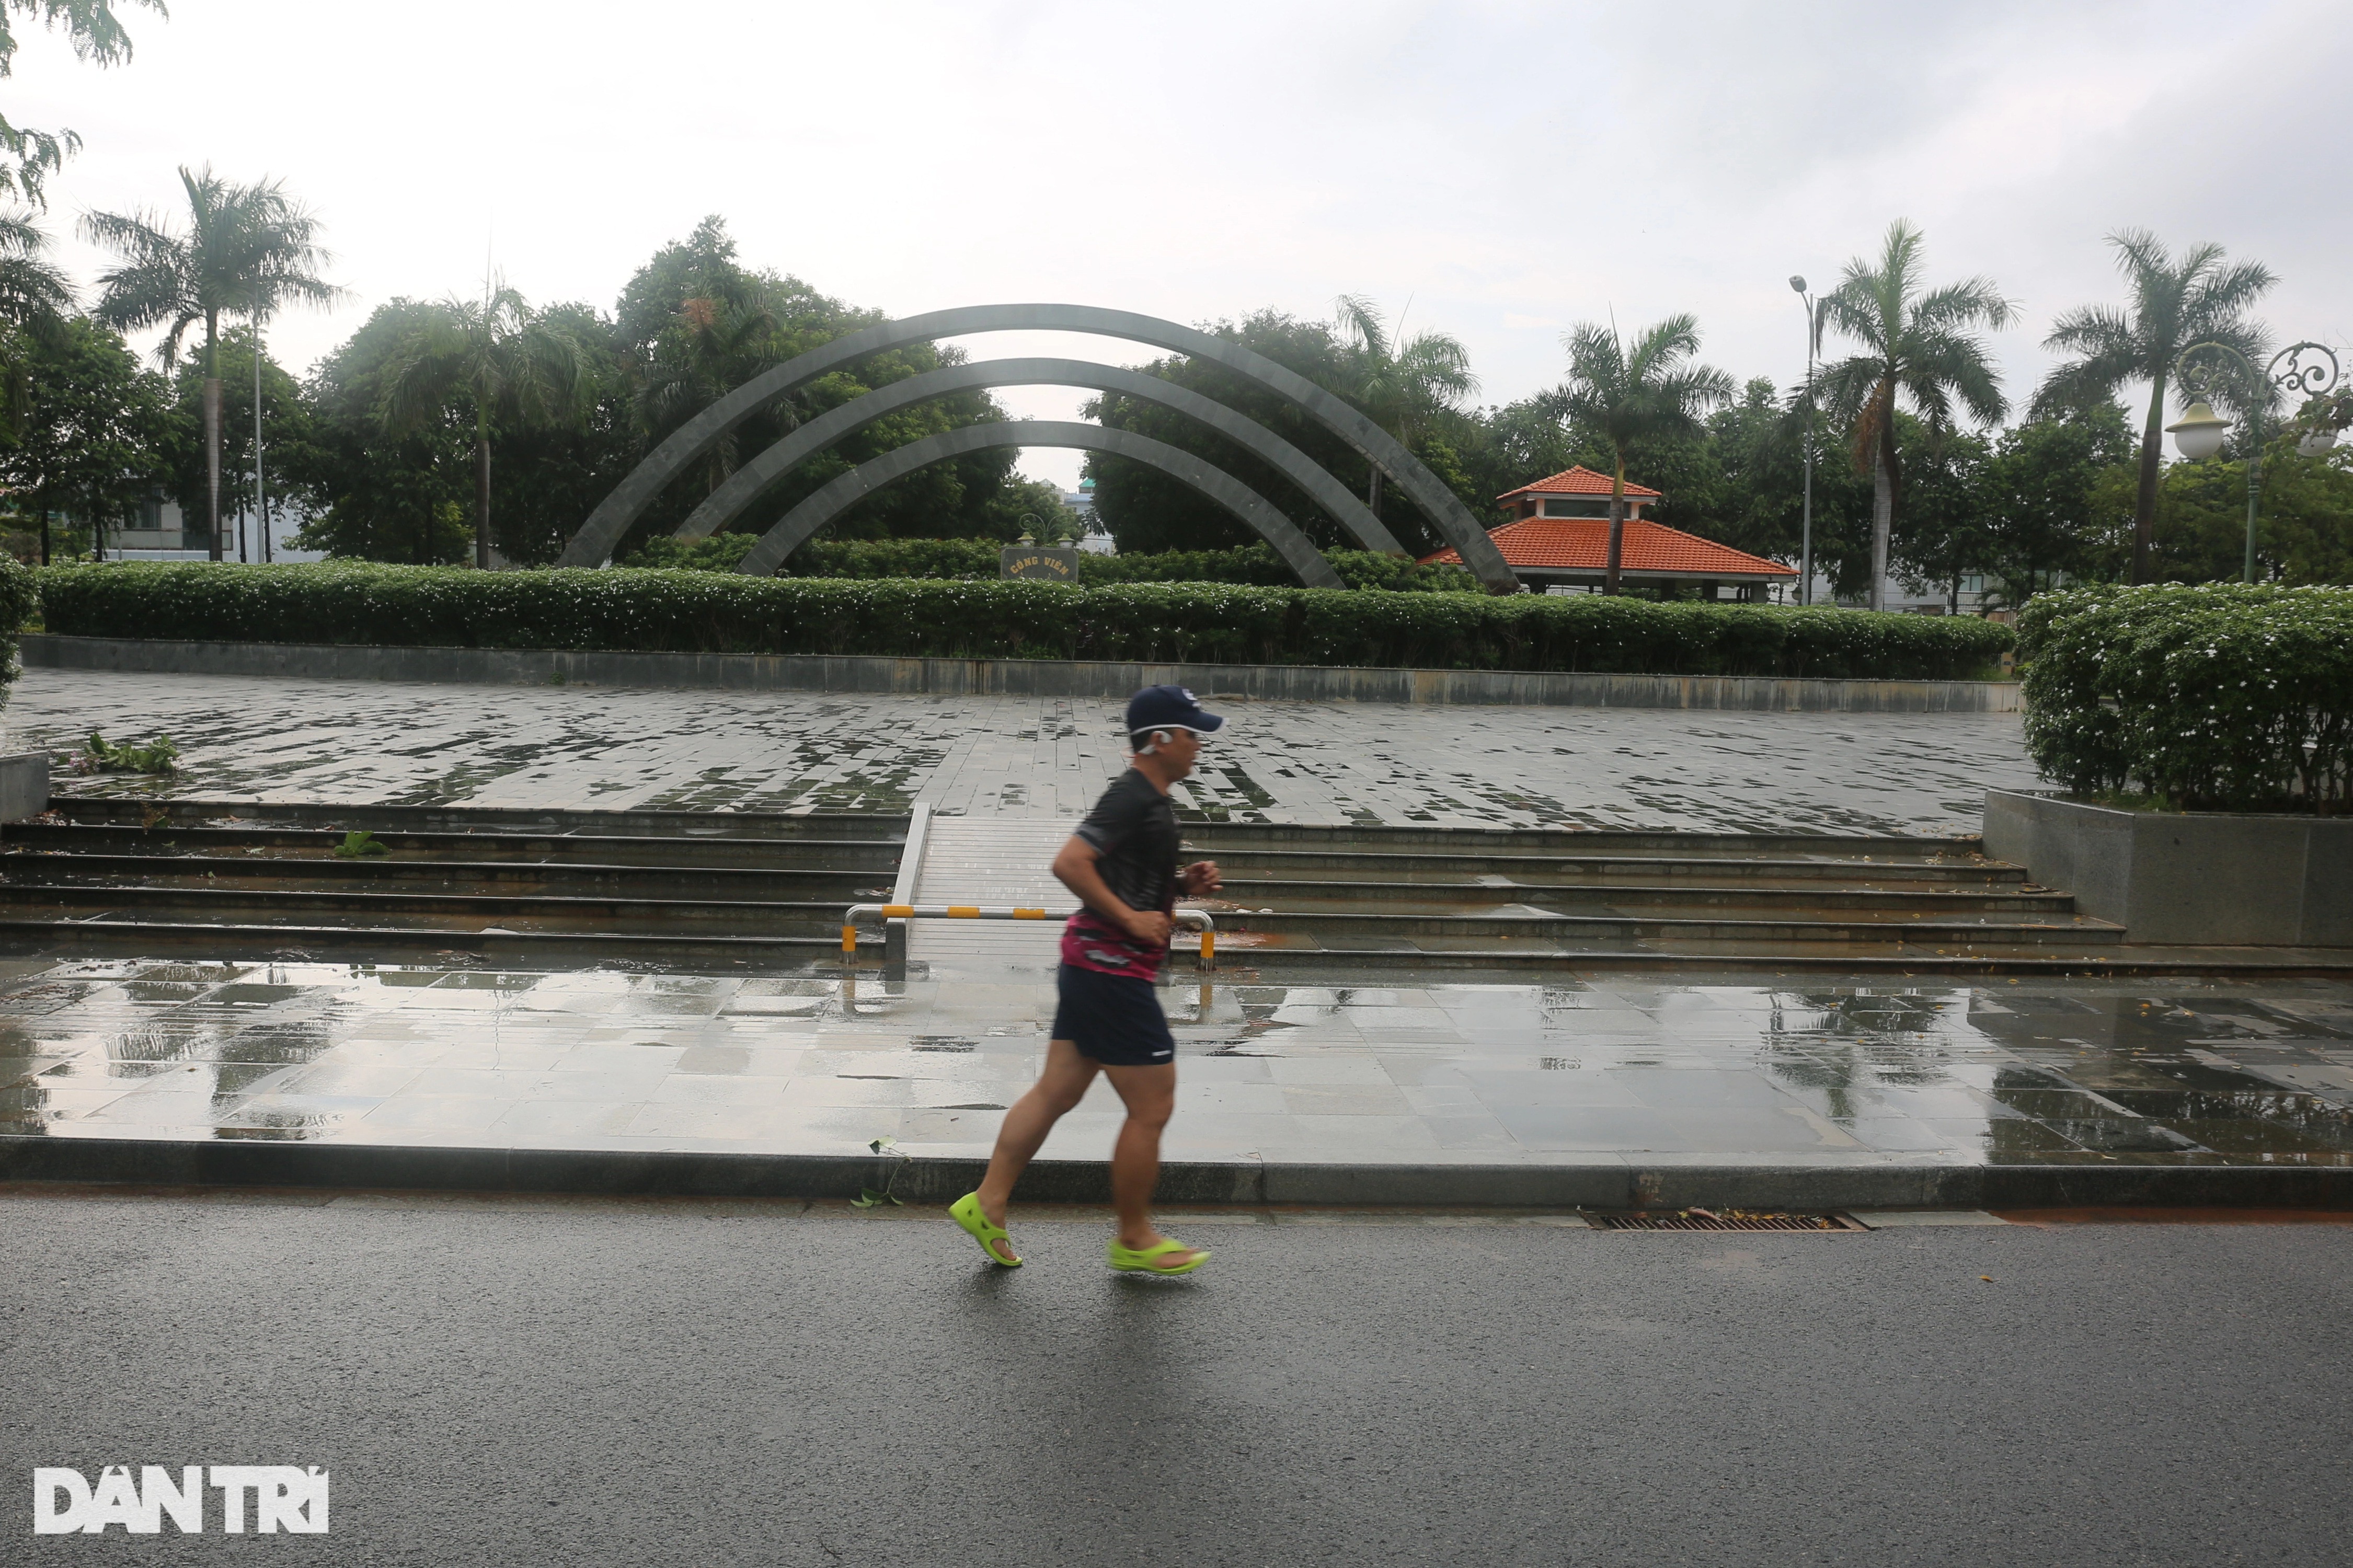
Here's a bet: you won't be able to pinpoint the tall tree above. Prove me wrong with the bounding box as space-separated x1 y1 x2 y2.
1979 403 2136 602
81 165 339 559
379 280 584 568
1813 221 2014 611
0 0 163 207
633 290 777 499
0 208 73 440
282 298 474 566
2034 229 2274 584
1688 377 1876 601
1555 314 1733 594
612 216 1009 554
0 317 169 561
1325 294 1478 522
163 326 314 559
1889 422 1994 613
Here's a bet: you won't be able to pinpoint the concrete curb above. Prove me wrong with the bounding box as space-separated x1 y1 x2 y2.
4 1136 2346 1211
21 635 2022 713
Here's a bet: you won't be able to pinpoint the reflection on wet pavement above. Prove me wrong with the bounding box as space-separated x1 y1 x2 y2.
14 668 2038 834
4 957 2349 1169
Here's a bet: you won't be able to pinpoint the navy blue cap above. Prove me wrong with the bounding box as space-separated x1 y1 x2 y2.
1126 684 1225 737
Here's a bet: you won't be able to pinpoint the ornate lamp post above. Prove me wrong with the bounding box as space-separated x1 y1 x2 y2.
2167 339 2341 583
1788 275 1819 605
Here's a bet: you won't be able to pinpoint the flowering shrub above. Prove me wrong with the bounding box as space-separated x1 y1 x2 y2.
2018 582 2353 811
36 562 2014 679
0 554 33 689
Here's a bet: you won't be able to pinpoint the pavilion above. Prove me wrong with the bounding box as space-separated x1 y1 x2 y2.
1421 465 1799 600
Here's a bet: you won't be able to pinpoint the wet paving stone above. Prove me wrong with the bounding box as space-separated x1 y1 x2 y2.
0 956 2348 1171
16 667 2037 834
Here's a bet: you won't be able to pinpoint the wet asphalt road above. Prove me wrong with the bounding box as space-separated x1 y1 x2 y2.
4 1190 2350 1567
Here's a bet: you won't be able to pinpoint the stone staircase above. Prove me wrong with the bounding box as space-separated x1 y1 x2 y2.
3 798 2334 975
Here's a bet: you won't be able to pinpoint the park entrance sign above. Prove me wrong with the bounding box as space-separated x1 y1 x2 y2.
553 303 1521 593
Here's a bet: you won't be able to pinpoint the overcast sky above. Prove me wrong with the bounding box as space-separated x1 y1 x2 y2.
15 0 2350 490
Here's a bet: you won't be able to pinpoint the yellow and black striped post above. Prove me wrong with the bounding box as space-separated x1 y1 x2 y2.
839 904 1216 970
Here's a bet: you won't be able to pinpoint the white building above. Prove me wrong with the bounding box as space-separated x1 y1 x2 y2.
104 489 326 563
1062 476 1115 555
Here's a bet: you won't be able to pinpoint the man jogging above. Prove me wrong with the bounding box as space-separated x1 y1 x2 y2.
950 685 1225 1274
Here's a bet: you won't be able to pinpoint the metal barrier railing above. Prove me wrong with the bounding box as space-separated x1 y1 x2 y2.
842 903 1214 970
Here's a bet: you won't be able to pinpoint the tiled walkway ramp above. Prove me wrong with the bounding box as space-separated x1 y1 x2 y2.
905 816 1070 967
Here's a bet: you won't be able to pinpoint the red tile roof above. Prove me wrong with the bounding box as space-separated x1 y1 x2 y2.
1422 516 1797 578
1497 464 1661 501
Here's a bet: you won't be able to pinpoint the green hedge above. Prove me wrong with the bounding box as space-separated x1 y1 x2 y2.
35 562 2015 679
0 554 32 688
2019 582 2353 811
622 533 1480 592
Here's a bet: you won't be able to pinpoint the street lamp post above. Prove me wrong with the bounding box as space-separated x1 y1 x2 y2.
2167 340 2341 583
1788 275 1817 606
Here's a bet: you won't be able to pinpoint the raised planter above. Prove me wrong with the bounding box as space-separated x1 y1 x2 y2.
1983 789 2353 947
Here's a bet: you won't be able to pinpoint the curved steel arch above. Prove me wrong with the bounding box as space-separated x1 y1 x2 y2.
556 303 1517 591
674 356 1407 556
733 421 1346 590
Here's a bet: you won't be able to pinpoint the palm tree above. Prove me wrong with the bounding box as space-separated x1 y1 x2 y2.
0 209 73 442
380 279 584 569
1813 221 2013 611
2034 230 2274 584
1555 315 1734 595
1327 294 1478 522
633 292 780 498
82 165 338 560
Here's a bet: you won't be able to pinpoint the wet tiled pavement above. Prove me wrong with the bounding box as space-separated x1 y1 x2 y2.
16 668 2036 834
6 957 2350 1171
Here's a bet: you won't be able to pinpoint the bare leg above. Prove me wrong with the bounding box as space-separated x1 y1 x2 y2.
1101 1062 1205 1266
971 1037 1098 1263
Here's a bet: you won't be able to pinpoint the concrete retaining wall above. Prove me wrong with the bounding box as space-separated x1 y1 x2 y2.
22 635 2022 713
0 751 47 821
1983 789 2353 947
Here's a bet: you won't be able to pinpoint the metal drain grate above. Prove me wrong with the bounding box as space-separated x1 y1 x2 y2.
1591 1208 1866 1232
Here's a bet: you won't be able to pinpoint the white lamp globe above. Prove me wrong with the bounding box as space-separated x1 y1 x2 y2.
2296 426 2340 458
2166 402 2230 461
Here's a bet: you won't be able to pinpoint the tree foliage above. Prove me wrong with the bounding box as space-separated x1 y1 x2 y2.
379 280 584 567
0 316 170 558
1322 294 1478 520
1555 314 1734 593
1084 309 1483 557
160 326 312 545
81 164 339 556
1813 220 2014 610
607 216 1019 555
0 0 163 206
2036 229 2275 584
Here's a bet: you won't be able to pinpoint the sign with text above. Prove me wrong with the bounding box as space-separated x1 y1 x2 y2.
33 1465 329 1534
1000 545 1080 582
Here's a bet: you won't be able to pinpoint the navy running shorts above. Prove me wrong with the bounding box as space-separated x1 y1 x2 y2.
1051 963 1176 1067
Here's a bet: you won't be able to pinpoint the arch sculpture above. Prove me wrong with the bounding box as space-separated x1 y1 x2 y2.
555 303 1518 592
731 421 1346 590
673 356 1406 556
